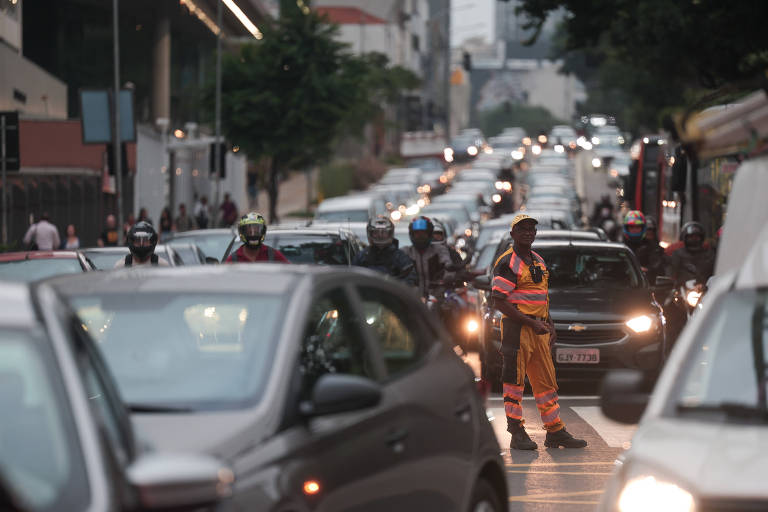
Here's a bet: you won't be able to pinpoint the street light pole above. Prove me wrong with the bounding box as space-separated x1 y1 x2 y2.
112 0 124 243
213 0 223 223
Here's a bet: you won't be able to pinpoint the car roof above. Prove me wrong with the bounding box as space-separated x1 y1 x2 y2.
168 229 234 237
317 196 375 210
532 240 627 250
0 282 37 328
266 227 356 237
0 251 81 261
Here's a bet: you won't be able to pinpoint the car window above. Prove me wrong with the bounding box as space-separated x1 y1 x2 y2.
358 286 431 377
0 330 90 511
676 289 768 418
301 288 377 394
314 209 369 223
534 248 642 288
0 259 84 282
264 234 353 265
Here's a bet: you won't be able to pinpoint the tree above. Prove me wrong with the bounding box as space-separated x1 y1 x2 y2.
518 0 768 132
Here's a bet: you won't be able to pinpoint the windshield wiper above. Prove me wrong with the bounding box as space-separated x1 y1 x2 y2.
128 403 193 413
677 402 768 421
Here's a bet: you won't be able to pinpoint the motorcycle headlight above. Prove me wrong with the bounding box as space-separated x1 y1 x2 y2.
618 476 694 512
465 318 479 334
625 315 653 333
686 290 702 308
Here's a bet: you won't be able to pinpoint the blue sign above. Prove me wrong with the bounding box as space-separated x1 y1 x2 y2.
79 89 136 144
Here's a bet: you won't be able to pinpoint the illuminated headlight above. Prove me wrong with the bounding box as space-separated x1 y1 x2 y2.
554 144 565 153
464 228 472 237
531 145 542 155
591 136 601 145
492 193 502 203
538 135 547 144
390 210 402 221
686 290 702 308
522 137 532 146
495 181 503 190
423 184 431 193
444 148 454 162
592 157 602 168
583 141 593 150
439 175 448 184
502 181 512 191
618 476 694 512
625 315 653 333
467 145 478 156
511 150 523 160
484 146 493 154
417 198 426 208
465 318 479 334
405 204 420 216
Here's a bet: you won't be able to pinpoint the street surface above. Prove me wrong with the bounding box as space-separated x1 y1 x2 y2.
464 353 635 511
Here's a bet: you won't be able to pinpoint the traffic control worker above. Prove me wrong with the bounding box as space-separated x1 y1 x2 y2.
491 214 587 450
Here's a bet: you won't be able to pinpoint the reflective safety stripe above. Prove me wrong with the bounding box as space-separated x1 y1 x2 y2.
505 402 523 420
503 383 524 400
508 291 548 304
534 389 558 404
492 275 517 295
510 253 523 275
541 405 561 425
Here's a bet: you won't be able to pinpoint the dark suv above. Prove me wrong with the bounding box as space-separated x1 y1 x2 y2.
479 240 666 387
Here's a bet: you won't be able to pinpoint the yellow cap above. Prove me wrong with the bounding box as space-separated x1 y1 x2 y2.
510 213 538 229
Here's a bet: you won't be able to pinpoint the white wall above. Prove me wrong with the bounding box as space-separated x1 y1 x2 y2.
0 43 67 119
519 62 586 120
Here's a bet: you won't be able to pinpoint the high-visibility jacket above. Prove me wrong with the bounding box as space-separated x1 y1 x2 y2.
491 247 549 318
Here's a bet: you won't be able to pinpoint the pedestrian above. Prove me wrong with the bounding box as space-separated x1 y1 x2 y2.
98 214 120 247
123 213 136 238
22 212 60 251
61 224 80 250
158 207 173 242
225 212 289 263
219 193 239 227
194 195 210 229
175 203 197 232
491 213 587 450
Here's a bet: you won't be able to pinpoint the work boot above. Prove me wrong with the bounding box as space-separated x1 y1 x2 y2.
509 426 538 450
544 428 588 449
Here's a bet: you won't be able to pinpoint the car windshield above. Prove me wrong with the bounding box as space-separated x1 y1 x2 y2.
477 224 510 249
0 258 83 282
0 330 89 511
263 234 353 264
70 292 285 411
314 209 370 223
83 250 171 269
451 135 477 147
169 233 233 261
474 243 501 272
534 247 642 289
676 289 768 421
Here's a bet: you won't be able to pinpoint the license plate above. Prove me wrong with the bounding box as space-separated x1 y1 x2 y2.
556 348 600 364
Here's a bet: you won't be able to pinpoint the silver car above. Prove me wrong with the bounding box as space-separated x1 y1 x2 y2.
0 281 229 511
50 265 508 511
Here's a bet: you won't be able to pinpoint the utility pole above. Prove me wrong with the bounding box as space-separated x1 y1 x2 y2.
112 0 124 243
213 0 223 222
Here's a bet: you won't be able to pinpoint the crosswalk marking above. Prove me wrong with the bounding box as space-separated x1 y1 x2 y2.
571 406 636 448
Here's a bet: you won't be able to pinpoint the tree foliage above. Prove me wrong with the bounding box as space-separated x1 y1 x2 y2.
518 0 768 133
205 6 419 222
479 103 565 138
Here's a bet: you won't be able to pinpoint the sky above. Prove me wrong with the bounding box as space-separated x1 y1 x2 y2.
450 0 495 48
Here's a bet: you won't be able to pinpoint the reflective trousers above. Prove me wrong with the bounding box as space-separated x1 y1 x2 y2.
502 324 565 433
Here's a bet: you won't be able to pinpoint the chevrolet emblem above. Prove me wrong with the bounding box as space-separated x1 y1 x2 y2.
568 323 587 332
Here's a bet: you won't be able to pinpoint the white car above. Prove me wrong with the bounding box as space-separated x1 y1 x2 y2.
313 194 386 224
598 223 768 511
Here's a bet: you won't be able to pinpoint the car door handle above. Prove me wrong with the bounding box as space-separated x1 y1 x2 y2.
385 428 409 446
455 403 472 422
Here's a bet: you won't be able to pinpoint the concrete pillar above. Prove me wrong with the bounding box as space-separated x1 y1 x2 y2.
152 15 171 122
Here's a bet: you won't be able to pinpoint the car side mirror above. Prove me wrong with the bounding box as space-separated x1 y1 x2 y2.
472 275 492 291
205 257 219 265
127 452 231 510
600 370 652 424
300 374 382 417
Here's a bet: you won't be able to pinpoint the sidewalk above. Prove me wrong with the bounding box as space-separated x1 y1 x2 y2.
253 169 318 221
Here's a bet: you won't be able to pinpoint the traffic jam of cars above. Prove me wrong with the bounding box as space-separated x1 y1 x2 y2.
2 104 766 512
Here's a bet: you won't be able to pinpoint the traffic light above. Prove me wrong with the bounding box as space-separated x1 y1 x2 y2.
462 51 472 71
209 142 227 179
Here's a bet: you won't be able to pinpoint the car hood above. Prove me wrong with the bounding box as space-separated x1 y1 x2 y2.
628 418 768 499
133 410 271 460
549 287 653 322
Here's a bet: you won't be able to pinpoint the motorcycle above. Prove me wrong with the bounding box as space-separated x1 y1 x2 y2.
428 280 481 352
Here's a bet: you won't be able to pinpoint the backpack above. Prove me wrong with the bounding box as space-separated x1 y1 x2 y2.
125 253 159 267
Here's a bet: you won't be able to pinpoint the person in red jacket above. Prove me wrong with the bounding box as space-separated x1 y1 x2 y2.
225 212 289 263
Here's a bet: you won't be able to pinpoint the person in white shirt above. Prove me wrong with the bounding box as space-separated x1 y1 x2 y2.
22 213 60 251
114 221 169 268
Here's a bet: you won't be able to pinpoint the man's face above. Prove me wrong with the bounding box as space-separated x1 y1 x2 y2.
627 225 643 235
411 230 430 245
511 221 537 245
180 206 186 214
432 231 445 243
106 215 116 229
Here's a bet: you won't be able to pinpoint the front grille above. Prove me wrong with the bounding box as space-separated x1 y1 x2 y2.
555 328 625 345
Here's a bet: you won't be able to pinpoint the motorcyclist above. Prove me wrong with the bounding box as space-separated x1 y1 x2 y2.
403 216 455 298
622 210 667 283
432 219 484 282
114 221 169 268
225 212 289 263
353 215 417 285
670 221 715 287
591 195 620 240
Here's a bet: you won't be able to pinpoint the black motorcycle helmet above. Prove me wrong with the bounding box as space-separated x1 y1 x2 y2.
367 215 395 248
409 216 434 250
680 221 705 251
127 221 158 260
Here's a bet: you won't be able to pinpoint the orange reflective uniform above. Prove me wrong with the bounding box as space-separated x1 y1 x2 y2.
491 247 564 433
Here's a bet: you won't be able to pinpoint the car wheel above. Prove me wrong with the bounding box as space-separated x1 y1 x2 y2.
469 478 502 512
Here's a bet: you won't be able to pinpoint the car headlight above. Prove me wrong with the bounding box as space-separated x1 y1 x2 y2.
492 193 502 203
467 145 478 156
592 157 602 168
618 476 694 512
686 290 702 307
625 315 653 333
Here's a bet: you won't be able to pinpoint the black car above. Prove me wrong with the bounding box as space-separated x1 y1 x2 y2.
223 227 365 264
477 241 666 387
51 265 508 511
